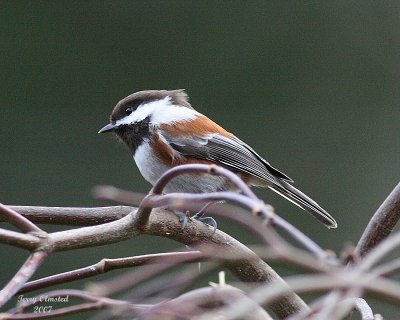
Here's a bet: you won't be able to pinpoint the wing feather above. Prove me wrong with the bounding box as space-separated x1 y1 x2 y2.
163 132 291 186
160 129 337 228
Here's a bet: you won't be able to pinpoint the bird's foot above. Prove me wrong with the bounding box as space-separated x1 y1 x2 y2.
173 208 218 232
191 212 218 232
173 202 220 231
174 211 190 230
191 202 218 232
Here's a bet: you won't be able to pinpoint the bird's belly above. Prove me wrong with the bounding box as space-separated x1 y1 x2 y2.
134 143 228 193
134 143 168 186
164 173 229 193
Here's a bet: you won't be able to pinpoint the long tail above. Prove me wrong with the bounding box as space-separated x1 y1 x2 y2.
268 182 337 228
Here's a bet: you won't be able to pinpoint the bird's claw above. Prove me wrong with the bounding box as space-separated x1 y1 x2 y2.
174 210 218 233
192 214 218 233
174 201 219 232
174 211 189 230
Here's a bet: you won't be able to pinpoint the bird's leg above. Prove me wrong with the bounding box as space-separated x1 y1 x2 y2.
173 210 191 230
191 202 221 232
171 202 221 231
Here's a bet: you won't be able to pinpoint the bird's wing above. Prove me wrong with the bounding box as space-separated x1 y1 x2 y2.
160 129 337 229
162 131 292 186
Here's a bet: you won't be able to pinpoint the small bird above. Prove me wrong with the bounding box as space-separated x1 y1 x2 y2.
99 89 337 229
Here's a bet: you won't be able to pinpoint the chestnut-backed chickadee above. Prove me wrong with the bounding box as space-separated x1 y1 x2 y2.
99 89 337 229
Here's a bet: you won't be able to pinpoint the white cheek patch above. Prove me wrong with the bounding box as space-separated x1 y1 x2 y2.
115 96 198 126
115 101 157 126
150 100 198 124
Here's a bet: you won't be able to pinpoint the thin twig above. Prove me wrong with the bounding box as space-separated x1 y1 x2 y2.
312 290 344 320
0 203 44 233
196 272 400 320
0 228 40 250
327 287 364 320
3 303 104 319
146 285 273 320
371 257 400 277
356 182 400 257
352 298 374 320
18 251 204 294
151 164 258 199
5 289 147 319
0 251 48 308
359 232 400 272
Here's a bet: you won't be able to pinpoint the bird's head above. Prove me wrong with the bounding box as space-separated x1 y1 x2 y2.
98 89 196 153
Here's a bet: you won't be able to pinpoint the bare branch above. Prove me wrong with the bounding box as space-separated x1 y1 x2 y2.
4 303 103 319
314 290 347 320
85 253 207 298
356 182 400 257
4 205 133 226
326 288 363 320
359 232 400 272
143 192 331 261
352 298 374 320
47 209 140 251
146 285 274 320
0 203 44 233
95 186 332 262
125 163 261 230
5 289 146 319
196 272 400 320
7 204 333 276
18 251 204 294
0 164 349 318
1 205 308 318
6 201 336 268
151 164 258 199
94 164 331 261
0 228 40 250
371 257 400 277
0 251 48 308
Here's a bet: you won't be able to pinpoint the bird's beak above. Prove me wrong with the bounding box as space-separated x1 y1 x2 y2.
98 123 116 134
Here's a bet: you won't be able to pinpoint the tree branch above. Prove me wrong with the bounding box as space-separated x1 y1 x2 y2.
195 272 400 320
6 289 145 319
0 251 48 308
0 203 44 233
148 285 274 320
1 205 308 318
356 182 400 257
352 298 374 320
3 205 133 226
18 251 204 294
0 228 40 250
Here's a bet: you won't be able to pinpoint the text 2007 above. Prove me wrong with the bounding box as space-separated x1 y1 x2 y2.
33 306 53 313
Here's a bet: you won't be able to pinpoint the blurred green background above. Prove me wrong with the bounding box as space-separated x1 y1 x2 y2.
1 1 399 318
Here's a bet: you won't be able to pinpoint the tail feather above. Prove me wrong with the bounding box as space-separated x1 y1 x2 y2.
268 182 337 229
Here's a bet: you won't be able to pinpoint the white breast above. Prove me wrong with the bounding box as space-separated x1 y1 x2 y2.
133 141 228 193
134 141 169 186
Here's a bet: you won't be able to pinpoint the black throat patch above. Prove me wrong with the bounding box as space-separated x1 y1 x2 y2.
114 117 152 154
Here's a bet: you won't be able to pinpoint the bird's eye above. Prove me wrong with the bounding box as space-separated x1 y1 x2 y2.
125 107 134 115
